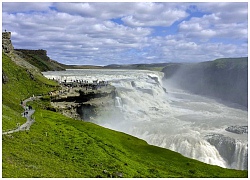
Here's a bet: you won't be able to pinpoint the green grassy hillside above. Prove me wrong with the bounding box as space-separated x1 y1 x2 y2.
2 52 59 130
2 52 248 178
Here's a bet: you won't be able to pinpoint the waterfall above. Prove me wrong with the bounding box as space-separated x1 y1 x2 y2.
115 97 123 108
42 69 248 170
205 133 248 170
231 140 248 170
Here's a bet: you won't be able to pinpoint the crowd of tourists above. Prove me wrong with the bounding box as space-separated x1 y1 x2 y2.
20 100 33 117
60 79 109 90
48 79 110 97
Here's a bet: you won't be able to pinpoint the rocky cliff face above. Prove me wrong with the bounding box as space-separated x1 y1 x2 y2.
2 32 14 53
50 85 116 121
161 58 248 108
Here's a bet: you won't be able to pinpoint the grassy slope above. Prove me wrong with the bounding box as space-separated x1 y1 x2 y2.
2 52 59 130
2 53 247 178
3 109 247 178
212 57 248 68
15 49 65 71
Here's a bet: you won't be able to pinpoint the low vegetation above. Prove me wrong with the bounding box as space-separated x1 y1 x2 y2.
15 49 65 71
3 107 247 178
2 52 248 177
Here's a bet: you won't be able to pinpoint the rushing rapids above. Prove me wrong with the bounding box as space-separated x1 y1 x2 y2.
43 69 248 170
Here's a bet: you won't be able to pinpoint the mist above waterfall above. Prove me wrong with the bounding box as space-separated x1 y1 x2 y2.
161 58 248 108
42 69 248 170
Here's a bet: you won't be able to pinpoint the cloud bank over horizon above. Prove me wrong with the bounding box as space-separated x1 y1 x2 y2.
2 2 248 65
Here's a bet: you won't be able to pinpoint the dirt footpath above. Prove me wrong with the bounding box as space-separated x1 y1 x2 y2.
2 96 41 135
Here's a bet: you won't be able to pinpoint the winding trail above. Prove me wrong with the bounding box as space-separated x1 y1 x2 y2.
2 96 41 135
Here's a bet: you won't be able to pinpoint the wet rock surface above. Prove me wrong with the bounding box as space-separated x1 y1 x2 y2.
225 125 248 134
205 133 248 170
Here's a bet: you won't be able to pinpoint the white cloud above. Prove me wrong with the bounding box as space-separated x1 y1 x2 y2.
122 3 188 27
2 2 247 65
3 8 153 65
2 2 53 13
55 2 188 27
55 2 131 20
144 35 247 63
196 2 247 23
178 8 247 42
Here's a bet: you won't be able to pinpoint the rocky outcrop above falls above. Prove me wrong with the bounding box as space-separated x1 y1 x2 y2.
50 84 116 121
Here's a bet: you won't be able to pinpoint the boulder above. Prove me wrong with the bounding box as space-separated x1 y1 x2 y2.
225 125 248 134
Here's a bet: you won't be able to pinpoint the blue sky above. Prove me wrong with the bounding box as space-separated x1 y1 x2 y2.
2 2 248 65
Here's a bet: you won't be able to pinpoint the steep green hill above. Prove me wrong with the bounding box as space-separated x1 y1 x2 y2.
2 52 59 131
2 52 247 177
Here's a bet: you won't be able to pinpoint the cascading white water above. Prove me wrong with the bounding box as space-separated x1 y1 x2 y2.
232 140 248 170
115 97 123 108
42 69 248 170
